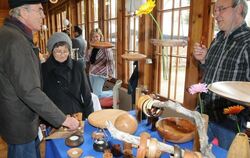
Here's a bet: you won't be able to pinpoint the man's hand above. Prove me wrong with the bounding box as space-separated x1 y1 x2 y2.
193 42 207 64
62 116 79 130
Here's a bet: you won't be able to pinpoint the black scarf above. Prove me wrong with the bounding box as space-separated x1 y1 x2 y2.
90 48 100 64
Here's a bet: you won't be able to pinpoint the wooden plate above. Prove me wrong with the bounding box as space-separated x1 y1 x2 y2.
90 41 114 48
88 109 128 128
208 81 250 106
121 53 146 61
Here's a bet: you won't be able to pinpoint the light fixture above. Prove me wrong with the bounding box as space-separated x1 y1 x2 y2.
63 19 70 27
41 25 48 31
49 0 58 4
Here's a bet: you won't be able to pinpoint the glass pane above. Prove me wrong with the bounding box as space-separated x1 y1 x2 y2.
181 0 190 7
180 9 189 38
129 17 135 51
135 16 139 51
110 20 117 44
162 12 172 39
94 0 99 21
94 23 99 30
247 2 250 26
163 0 173 10
174 0 180 8
173 10 180 37
110 0 117 18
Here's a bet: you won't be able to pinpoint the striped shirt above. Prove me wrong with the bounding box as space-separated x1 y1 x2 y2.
86 47 114 78
201 22 250 122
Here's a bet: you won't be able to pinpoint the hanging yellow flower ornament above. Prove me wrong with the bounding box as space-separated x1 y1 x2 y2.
136 0 155 15
136 0 163 39
136 0 167 78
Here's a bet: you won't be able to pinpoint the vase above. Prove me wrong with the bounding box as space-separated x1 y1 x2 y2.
193 114 209 152
227 133 250 158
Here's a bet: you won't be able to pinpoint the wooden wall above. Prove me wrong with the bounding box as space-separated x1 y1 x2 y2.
0 0 9 26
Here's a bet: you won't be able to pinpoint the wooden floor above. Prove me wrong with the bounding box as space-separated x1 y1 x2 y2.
0 137 45 158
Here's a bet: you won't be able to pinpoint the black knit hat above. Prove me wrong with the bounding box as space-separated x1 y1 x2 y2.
8 0 48 9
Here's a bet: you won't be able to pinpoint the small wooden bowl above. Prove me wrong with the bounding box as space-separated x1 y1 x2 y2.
155 117 196 143
65 133 84 147
67 148 83 158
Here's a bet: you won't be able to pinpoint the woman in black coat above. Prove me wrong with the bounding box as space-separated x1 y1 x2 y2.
42 32 94 119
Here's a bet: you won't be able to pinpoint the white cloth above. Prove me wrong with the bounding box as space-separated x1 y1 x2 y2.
91 93 102 111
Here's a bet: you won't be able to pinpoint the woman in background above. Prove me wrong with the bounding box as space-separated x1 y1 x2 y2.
85 28 114 98
42 32 94 119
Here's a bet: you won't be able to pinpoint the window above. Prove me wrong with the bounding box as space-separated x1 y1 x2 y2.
104 0 118 76
77 1 86 38
157 0 190 103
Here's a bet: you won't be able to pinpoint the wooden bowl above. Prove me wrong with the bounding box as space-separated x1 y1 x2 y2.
67 148 83 158
65 132 84 147
90 41 114 48
114 113 138 134
155 117 196 143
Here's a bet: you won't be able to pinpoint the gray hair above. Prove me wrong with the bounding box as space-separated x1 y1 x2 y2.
9 7 21 18
232 0 248 18
9 4 30 19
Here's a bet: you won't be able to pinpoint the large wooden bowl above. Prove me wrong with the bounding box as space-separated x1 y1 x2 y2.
155 117 196 143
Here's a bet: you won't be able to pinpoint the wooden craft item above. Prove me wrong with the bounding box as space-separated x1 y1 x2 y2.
103 149 113 158
137 132 151 158
208 81 250 106
121 53 146 61
184 150 202 158
147 138 161 158
65 131 84 147
227 133 250 158
114 113 138 134
45 121 85 140
88 109 128 129
155 117 196 143
67 148 83 158
90 41 114 48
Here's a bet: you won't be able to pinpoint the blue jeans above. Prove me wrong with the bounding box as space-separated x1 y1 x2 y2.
207 122 236 150
89 75 113 98
8 137 41 158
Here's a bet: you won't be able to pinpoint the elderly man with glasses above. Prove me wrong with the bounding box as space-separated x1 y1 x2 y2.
0 1 79 158
193 0 250 150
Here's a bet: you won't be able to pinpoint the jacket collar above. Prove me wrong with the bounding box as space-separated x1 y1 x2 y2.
4 16 33 42
45 55 73 72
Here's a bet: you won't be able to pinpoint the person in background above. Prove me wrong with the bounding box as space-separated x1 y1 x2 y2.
42 32 94 118
193 0 250 149
0 1 79 158
72 25 87 60
85 28 114 98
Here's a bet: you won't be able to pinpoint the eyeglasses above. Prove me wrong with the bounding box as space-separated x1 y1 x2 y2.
53 50 69 55
213 5 233 15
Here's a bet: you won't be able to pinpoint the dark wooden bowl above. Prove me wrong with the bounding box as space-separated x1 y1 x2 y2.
155 117 196 143
65 132 84 147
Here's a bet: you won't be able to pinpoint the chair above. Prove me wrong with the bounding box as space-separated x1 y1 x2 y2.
99 79 122 109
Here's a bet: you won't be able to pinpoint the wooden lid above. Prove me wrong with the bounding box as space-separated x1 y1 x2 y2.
88 109 128 129
90 41 114 48
208 81 250 106
121 53 146 61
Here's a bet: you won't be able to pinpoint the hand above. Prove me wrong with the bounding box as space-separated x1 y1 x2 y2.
62 116 79 131
193 42 207 64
